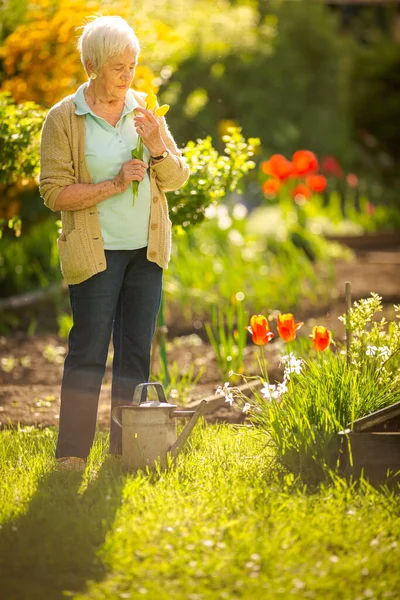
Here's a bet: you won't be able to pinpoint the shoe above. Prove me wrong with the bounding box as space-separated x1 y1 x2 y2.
56 457 86 471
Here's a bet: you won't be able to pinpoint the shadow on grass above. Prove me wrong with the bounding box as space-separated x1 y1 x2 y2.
0 457 125 600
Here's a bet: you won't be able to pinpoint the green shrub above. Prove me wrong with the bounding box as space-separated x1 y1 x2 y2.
163 1 349 161
0 92 45 186
168 127 259 229
0 92 46 237
351 42 400 206
0 217 61 296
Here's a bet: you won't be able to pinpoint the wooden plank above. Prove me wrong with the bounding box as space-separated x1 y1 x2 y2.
349 464 400 484
347 432 400 465
184 378 263 415
349 401 400 432
0 283 66 311
321 1 400 6
325 231 400 250
338 432 400 483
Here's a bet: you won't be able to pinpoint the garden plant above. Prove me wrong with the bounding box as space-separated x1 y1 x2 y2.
218 294 400 485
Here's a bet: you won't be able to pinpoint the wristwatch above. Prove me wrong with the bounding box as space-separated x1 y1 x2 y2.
151 150 169 161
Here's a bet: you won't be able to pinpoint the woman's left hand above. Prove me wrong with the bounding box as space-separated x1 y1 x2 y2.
134 107 166 156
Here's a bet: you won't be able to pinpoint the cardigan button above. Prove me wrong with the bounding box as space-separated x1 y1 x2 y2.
149 251 156 258
151 223 158 230
153 196 159 203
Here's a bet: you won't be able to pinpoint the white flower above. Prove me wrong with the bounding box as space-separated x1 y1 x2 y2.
280 353 303 380
216 382 229 396
366 345 378 356
260 383 273 401
204 204 218 219
233 203 248 220
377 345 390 361
228 229 244 247
218 215 232 230
242 402 251 413
277 381 288 395
366 345 391 362
261 383 285 404
216 382 234 406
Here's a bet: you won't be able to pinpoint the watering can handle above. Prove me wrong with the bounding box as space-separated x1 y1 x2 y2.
111 404 134 428
132 382 167 406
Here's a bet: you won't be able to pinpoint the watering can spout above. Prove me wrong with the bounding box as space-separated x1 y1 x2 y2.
169 400 207 459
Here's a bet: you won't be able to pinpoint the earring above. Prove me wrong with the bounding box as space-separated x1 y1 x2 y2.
90 72 97 80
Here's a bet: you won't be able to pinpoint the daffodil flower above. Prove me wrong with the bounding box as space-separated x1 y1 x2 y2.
131 91 170 205
155 104 170 117
145 89 157 111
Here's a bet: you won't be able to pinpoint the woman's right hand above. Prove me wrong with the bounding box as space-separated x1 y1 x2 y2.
113 159 148 193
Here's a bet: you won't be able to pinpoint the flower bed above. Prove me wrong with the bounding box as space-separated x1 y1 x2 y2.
215 294 400 484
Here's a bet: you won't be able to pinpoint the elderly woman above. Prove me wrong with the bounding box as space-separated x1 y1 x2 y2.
39 15 189 470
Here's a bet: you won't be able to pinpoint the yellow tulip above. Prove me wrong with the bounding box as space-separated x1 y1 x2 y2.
155 104 170 117
145 90 157 111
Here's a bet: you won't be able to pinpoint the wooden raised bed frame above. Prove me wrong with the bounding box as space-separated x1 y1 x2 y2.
338 401 400 484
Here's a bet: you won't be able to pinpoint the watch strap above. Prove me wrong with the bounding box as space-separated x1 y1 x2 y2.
151 150 169 161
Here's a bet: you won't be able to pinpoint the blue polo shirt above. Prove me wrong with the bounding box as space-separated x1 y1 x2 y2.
74 83 151 250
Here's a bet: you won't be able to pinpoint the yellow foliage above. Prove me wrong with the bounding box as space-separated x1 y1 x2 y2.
0 0 269 108
0 0 158 107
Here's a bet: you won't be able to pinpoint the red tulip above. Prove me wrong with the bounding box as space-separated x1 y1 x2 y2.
261 154 293 180
291 184 312 201
346 173 358 188
366 201 376 215
322 155 343 177
247 315 275 346
262 178 281 198
292 150 319 176
306 175 327 193
312 326 332 351
277 314 304 342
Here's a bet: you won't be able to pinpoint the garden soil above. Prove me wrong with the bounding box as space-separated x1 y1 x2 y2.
1 243 400 430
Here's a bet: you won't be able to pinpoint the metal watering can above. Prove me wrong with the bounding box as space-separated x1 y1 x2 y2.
112 382 207 471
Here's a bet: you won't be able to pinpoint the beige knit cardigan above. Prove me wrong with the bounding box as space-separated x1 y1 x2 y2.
39 90 189 285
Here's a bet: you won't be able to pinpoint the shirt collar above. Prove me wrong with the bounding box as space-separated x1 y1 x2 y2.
74 83 139 116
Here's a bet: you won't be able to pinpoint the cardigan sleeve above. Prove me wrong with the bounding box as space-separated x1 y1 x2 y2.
39 110 77 212
149 115 190 192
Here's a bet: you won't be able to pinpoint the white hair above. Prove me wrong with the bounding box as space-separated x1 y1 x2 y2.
77 16 140 73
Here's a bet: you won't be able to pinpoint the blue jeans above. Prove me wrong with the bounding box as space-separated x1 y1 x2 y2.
55 247 163 458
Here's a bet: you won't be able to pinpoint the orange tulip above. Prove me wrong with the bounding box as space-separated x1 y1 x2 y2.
277 313 304 342
262 178 281 198
247 315 275 346
261 154 293 180
292 150 319 176
306 175 327 193
312 326 332 351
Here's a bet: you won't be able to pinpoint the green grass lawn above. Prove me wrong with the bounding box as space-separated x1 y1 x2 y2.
0 423 399 600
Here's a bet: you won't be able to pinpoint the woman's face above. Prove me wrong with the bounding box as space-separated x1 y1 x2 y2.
97 47 137 100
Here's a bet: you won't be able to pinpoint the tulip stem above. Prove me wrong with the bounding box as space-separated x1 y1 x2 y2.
132 135 144 206
259 346 268 382
345 281 352 366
